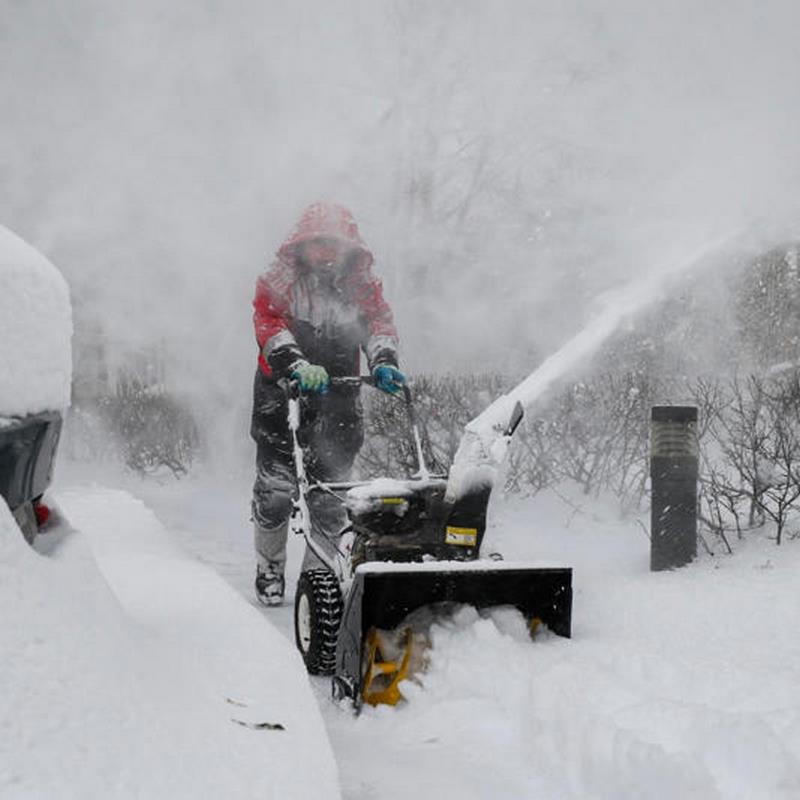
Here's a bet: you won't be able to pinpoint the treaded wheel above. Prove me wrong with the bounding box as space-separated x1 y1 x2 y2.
294 569 343 675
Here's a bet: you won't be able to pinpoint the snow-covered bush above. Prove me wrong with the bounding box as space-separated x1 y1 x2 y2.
65 343 200 477
67 382 199 478
101 379 199 477
700 372 800 547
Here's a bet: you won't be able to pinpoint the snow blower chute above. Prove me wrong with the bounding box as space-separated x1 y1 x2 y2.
286 377 572 709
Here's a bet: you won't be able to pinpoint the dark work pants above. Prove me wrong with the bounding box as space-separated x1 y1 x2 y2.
250 370 363 572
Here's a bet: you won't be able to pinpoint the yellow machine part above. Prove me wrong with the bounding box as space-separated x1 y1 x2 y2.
361 627 416 707
444 525 478 546
360 615 545 706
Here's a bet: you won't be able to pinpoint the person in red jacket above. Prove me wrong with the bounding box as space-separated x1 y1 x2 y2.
251 202 405 605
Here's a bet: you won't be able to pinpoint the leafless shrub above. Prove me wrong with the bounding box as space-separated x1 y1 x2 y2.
66 378 200 477
356 373 512 478
751 374 800 544
685 372 800 547
356 369 800 550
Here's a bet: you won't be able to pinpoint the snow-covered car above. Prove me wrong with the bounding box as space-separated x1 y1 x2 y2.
0 224 71 542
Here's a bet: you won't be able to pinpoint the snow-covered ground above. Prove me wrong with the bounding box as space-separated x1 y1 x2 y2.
320 492 800 800
1 485 339 799
37 466 800 800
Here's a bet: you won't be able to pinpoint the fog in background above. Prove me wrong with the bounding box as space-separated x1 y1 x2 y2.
2 1 800 463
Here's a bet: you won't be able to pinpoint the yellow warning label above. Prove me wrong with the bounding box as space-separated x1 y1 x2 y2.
445 526 478 546
380 497 406 505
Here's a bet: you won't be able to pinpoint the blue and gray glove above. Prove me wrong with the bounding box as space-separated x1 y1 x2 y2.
291 361 330 393
372 364 406 395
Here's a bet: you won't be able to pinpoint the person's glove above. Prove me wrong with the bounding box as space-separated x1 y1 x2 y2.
373 364 406 395
291 361 330 393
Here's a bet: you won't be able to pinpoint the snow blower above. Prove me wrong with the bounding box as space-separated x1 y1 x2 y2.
286 377 572 709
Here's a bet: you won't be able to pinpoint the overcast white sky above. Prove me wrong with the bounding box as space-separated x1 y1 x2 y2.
2 1 799 439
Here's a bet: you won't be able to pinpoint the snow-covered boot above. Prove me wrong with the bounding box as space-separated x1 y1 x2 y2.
253 521 288 606
255 563 285 606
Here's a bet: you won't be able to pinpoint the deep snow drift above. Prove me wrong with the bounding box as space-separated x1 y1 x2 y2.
326 493 800 800
90 469 800 800
0 225 71 417
0 489 339 799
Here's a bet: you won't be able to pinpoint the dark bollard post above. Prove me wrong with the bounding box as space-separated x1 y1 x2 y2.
650 406 698 571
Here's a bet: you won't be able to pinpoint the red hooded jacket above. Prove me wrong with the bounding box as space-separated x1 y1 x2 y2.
253 203 399 379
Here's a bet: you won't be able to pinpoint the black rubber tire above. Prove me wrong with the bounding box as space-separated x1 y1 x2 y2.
294 569 343 675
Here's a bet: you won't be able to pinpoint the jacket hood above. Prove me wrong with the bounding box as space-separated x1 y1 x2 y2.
278 203 369 261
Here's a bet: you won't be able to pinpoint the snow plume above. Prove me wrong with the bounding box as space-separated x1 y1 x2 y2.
1 2 800 467
445 228 783 501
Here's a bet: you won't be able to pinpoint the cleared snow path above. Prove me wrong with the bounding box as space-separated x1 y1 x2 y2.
64 473 800 799
2 487 340 800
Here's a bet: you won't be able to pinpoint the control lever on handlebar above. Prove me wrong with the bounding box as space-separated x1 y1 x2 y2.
281 375 429 479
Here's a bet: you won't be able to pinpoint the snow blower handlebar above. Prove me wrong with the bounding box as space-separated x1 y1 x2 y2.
286 375 430 480
331 377 429 479
280 375 431 583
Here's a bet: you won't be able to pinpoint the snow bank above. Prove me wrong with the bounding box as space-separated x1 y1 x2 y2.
325 493 800 799
87 471 800 798
0 225 72 417
1 490 339 799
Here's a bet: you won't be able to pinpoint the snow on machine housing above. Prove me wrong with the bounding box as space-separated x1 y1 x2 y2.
0 225 71 543
288 376 572 709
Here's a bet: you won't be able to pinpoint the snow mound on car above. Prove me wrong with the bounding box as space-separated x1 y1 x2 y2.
1 490 340 799
0 225 71 416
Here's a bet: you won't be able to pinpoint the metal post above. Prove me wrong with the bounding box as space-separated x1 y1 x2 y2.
650 406 698 571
